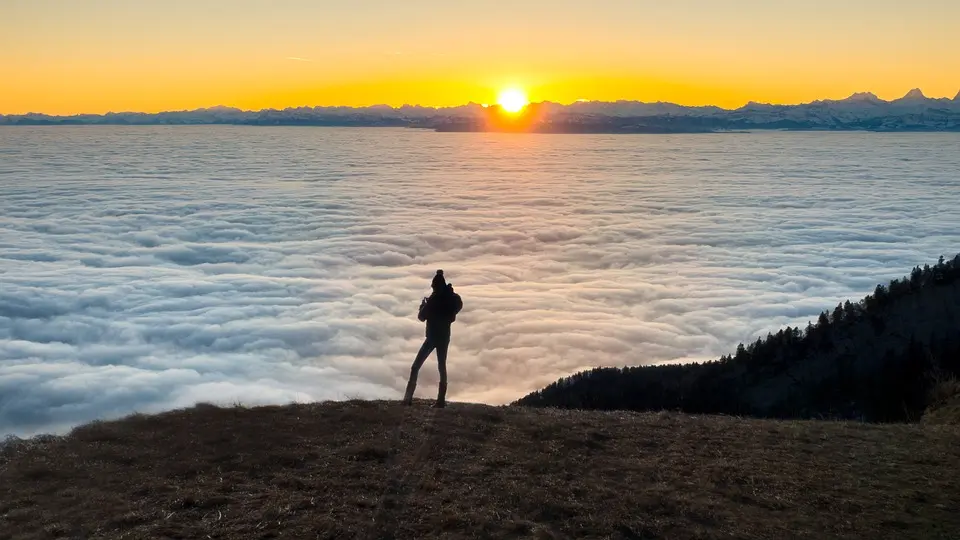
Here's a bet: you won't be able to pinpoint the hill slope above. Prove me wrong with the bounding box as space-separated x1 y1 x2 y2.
2 401 959 539
518 254 960 422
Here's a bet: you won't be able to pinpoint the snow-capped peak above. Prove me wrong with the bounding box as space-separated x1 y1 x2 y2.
899 88 927 101
843 92 881 103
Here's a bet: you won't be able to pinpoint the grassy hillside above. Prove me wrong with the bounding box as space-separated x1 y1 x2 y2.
518 254 960 422
2 401 959 539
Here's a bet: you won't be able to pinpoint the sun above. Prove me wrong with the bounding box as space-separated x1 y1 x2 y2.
497 88 529 113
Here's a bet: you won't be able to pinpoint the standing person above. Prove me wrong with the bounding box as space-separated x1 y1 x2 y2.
403 270 463 408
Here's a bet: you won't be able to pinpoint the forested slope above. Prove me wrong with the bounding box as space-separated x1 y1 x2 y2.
517 255 960 422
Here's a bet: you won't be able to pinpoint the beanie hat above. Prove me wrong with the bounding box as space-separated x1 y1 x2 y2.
431 269 446 289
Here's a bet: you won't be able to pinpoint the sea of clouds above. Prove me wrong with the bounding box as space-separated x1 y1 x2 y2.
1 127 958 436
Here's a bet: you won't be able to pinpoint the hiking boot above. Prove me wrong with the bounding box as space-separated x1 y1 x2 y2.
432 401 446 409
437 381 447 406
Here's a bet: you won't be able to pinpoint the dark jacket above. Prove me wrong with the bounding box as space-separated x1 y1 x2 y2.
418 286 463 341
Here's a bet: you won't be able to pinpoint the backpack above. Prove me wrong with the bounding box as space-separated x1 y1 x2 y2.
448 285 463 323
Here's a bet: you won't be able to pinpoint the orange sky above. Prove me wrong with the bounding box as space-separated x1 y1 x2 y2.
2 0 958 115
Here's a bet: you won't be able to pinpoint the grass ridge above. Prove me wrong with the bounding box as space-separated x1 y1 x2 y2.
2 400 959 539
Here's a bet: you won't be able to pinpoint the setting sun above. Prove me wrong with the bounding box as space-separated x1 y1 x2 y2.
497 89 529 113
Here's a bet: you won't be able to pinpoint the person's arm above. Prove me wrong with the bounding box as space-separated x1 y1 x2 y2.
418 297 429 322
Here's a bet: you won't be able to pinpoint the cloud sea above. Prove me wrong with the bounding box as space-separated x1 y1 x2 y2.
2 126 958 436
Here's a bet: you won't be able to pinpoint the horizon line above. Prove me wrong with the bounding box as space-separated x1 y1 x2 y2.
3 87 960 117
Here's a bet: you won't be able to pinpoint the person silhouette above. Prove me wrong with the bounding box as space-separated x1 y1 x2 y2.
403 270 463 408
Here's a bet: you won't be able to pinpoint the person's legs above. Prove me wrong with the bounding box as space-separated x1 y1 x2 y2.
403 339 435 404
435 338 449 407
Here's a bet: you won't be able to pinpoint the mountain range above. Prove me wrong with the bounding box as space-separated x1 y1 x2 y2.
3 89 960 132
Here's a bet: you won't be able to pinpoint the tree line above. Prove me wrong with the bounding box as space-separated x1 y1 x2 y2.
516 254 960 422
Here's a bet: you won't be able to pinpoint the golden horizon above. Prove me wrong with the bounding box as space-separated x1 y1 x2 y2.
6 86 960 117
3 1 959 116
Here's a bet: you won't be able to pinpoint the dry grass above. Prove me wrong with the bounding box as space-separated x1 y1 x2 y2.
924 377 960 425
1 401 959 539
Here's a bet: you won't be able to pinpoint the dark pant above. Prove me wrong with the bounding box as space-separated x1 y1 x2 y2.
404 336 449 403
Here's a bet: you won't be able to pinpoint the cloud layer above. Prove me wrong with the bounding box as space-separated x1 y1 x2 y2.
1 127 958 436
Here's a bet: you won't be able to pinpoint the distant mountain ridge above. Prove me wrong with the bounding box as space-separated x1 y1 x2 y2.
3 88 960 131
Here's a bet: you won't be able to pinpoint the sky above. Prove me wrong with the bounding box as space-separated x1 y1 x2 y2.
2 0 960 114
